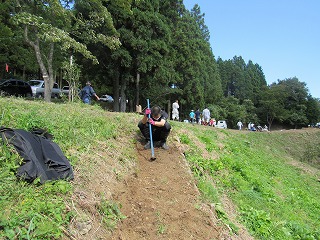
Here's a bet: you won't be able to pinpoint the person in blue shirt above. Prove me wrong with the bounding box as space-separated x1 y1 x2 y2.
80 81 100 104
189 110 195 124
195 109 201 124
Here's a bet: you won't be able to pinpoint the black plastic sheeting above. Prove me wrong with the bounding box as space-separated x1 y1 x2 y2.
0 127 74 184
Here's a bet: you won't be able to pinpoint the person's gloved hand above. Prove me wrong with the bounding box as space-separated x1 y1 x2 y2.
148 118 155 125
145 108 151 115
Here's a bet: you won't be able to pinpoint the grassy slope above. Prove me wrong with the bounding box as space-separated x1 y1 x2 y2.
177 124 320 239
0 97 319 240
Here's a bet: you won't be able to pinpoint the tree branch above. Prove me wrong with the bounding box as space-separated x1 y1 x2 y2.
24 25 35 48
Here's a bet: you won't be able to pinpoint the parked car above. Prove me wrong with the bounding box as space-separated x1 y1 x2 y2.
62 86 69 95
28 80 61 98
215 120 228 129
0 79 32 97
100 94 114 102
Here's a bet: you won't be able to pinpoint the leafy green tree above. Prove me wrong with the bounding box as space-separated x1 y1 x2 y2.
217 56 266 105
189 4 210 42
0 1 38 79
232 56 247 101
217 58 234 97
102 0 174 112
169 4 222 116
61 58 81 102
258 89 283 130
0 1 14 78
259 77 310 129
215 96 248 129
242 99 258 125
11 0 120 102
73 0 124 109
245 60 266 104
305 96 320 125
277 77 309 128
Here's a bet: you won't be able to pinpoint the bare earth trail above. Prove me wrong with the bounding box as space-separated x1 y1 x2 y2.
110 142 226 240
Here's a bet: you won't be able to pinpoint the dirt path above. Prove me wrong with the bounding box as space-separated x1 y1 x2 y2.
110 142 225 240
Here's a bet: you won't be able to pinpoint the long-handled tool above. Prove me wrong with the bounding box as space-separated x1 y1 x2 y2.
147 99 156 161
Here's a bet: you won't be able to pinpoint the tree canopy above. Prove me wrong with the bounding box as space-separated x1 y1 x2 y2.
0 0 319 128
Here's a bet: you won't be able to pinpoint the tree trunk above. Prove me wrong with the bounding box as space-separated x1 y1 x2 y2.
34 41 52 102
267 113 274 131
136 72 140 106
24 25 52 102
120 76 127 112
113 71 120 112
45 42 54 102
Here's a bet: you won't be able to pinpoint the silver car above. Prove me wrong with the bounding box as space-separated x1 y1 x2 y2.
100 94 114 102
28 80 61 98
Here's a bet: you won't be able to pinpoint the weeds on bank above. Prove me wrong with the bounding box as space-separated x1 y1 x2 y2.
179 127 320 239
301 142 320 168
0 98 129 239
98 199 126 230
178 130 238 233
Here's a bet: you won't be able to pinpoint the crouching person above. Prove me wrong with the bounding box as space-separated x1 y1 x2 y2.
138 106 171 150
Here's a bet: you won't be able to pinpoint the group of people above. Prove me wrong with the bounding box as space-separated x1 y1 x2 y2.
173 100 215 126
137 100 268 151
189 108 216 126
189 108 212 125
247 122 268 131
79 90 269 151
236 121 268 131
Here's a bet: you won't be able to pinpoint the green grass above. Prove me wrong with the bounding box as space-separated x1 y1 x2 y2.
182 128 320 239
0 97 136 239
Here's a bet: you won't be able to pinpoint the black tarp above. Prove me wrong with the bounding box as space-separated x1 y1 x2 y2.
0 127 74 184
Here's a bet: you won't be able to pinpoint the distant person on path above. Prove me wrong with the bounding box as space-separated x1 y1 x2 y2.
237 120 243 130
202 107 210 125
189 110 195 124
172 100 179 121
195 109 201 124
80 81 100 104
138 106 171 150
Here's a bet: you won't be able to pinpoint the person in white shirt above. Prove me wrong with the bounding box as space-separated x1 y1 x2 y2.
172 100 179 121
237 120 243 130
202 107 210 125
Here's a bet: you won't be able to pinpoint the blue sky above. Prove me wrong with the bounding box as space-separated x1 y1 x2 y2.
183 0 320 99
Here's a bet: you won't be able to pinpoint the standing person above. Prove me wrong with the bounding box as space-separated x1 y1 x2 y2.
80 81 100 104
195 109 201 124
202 107 210 125
189 110 195 124
138 106 171 150
237 120 243 130
172 100 179 121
